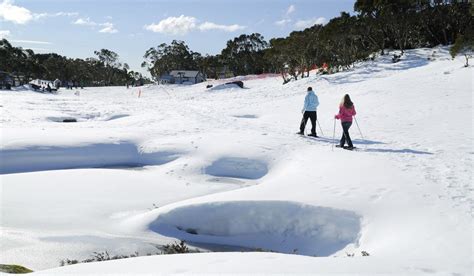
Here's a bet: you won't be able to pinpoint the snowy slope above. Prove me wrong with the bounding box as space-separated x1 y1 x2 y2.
0 47 472 275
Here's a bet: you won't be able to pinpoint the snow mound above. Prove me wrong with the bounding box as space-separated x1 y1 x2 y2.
150 201 361 256
0 142 183 174
204 157 268 180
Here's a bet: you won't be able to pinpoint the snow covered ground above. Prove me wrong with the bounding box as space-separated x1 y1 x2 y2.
0 47 472 275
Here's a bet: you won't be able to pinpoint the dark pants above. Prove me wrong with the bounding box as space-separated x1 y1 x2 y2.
300 111 317 134
340 122 353 147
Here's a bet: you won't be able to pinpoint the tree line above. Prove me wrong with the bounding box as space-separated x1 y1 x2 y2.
1 0 472 87
0 40 149 86
142 0 472 83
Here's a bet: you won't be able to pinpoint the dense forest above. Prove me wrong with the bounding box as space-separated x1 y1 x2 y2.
1 0 472 86
0 43 149 86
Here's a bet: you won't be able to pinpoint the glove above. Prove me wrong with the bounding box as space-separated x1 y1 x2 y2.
301 109 305 114
334 114 339 119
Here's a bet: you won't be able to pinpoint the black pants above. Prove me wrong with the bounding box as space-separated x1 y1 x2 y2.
340 122 353 147
300 111 317 134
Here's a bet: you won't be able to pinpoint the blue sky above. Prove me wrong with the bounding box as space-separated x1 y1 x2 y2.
0 0 355 75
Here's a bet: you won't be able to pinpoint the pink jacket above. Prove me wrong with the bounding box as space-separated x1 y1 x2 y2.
335 105 356 122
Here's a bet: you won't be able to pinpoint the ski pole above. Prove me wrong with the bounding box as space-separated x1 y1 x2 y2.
332 118 336 151
354 116 364 140
316 119 324 136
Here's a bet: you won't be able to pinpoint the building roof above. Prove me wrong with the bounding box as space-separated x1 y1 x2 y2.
169 70 201 78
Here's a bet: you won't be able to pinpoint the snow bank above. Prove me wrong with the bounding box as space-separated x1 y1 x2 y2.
0 142 183 174
204 157 268 180
150 201 361 256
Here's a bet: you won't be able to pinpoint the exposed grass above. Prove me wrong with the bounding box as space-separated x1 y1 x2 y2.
0 264 33 274
60 240 199 267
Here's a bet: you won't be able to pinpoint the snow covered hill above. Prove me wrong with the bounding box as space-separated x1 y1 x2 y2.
0 47 472 275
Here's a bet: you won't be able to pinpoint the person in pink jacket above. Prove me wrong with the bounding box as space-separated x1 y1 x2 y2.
335 94 356 150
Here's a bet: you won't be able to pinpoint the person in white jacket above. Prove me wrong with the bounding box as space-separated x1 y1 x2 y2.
298 86 319 137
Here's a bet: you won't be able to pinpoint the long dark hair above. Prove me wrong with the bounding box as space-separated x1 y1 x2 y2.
341 94 354 109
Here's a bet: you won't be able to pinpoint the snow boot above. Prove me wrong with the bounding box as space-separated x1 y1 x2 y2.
308 133 318 138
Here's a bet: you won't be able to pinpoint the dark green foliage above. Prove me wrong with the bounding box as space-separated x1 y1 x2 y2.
60 251 140 266
59 259 79 266
220 33 269 76
59 241 197 267
0 264 33 274
161 240 191 254
450 27 474 66
142 40 199 80
353 0 472 52
0 40 150 87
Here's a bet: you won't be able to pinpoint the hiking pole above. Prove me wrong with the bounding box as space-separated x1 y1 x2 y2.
332 118 336 151
354 116 364 140
316 119 324 136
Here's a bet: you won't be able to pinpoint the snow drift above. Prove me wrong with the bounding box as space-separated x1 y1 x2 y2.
204 157 268 180
150 201 361 256
0 142 183 174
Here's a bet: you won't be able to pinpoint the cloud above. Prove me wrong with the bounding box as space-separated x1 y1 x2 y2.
34 11 78 20
55 12 79 17
27 47 52 53
274 18 291 27
145 15 197 35
99 22 118 33
294 17 327 29
286 5 296 16
73 17 97 26
9 39 52 44
198 22 245 32
0 1 77 24
145 15 245 35
73 17 118 33
0 29 10 38
0 0 33 24
274 5 296 27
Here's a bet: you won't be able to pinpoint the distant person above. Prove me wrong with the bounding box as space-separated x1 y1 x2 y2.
298 86 319 137
68 80 73 89
335 94 357 150
46 83 52 93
